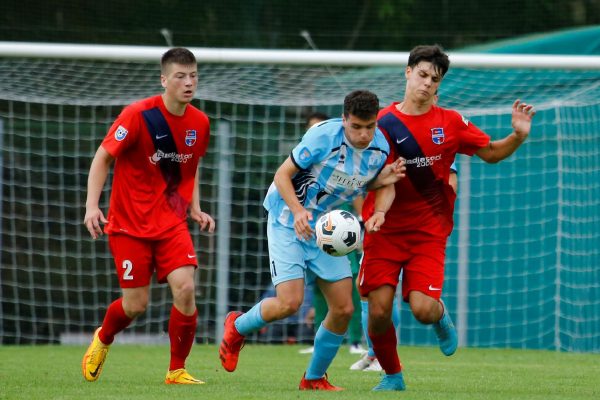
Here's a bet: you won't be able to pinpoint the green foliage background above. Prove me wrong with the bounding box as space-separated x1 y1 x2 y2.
1 1 599 49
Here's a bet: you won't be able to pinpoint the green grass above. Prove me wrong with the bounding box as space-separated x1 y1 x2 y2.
1 344 598 399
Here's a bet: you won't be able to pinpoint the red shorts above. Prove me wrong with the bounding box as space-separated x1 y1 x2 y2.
107 224 197 288
358 230 447 301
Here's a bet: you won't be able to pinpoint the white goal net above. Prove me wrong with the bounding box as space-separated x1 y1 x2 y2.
0 44 599 352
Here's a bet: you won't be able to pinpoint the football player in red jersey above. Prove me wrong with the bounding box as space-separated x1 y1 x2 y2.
359 44 536 391
82 48 214 385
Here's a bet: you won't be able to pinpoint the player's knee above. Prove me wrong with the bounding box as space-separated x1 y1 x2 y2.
173 280 195 303
410 302 436 324
368 300 385 319
342 303 354 320
329 303 354 322
123 299 148 317
278 298 302 317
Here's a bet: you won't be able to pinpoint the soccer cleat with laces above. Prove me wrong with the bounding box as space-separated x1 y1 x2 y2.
350 353 379 371
433 301 458 356
363 357 382 372
165 368 205 384
219 311 246 372
82 327 110 382
372 372 406 391
299 373 343 391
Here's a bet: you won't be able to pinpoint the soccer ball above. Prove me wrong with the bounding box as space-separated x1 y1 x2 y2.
315 209 362 257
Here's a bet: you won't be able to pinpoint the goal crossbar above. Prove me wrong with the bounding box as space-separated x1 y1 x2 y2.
1 41 600 69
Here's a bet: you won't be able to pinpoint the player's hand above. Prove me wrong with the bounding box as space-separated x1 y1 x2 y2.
511 99 536 141
293 208 314 241
364 211 385 233
389 157 407 181
83 207 108 239
190 208 216 232
371 157 406 188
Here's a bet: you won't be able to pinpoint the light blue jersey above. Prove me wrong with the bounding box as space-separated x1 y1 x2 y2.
263 118 390 228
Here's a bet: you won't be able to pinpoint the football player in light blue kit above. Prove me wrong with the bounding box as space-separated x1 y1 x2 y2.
219 90 406 391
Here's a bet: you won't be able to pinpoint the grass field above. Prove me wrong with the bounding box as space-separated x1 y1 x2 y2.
1 344 598 399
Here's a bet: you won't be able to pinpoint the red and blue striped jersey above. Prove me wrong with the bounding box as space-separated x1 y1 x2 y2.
101 95 210 238
363 103 489 238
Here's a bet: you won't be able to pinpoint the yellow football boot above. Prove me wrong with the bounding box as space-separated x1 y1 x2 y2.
82 327 110 382
165 368 205 384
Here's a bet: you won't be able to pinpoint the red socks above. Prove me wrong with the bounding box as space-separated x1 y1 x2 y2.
168 306 198 371
97 299 197 371
98 298 133 345
370 324 402 374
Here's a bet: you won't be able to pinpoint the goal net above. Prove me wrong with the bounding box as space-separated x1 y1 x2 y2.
0 44 598 352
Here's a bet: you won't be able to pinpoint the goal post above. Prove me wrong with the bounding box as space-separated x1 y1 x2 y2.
0 42 599 352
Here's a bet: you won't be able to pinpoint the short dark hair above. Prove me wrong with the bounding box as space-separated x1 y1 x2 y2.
161 48 196 73
305 111 329 126
408 44 450 77
343 90 380 120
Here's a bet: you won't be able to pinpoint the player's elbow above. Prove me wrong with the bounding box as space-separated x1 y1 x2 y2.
484 155 502 164
477 150 502 164
273 165 295 192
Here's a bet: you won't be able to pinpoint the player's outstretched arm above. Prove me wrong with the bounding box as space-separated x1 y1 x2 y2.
189 165 215 232
476 99 536 164
367 156 406 190
83 146 113 239
364 184 395 233
274 157 313 241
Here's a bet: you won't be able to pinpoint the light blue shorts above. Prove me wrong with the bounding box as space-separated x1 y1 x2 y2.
267 213 352 287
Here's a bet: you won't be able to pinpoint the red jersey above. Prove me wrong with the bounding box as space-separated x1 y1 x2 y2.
363 103 489 238
101 95 210 238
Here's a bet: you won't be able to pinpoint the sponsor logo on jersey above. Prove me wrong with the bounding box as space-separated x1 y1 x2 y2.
114 125 128 141
185 130 196 146
337 145 347 165
148 149 193 165
431 128 445 145
405 154 442 168
329 169 370 190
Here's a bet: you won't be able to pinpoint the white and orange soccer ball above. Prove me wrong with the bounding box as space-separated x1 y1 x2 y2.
315 209 362 257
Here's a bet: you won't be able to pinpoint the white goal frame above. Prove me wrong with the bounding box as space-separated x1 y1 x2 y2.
1 42 599 348
1 41 600 69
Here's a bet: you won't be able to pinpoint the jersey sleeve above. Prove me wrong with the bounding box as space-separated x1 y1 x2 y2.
452 111 491 156
196 112 211 157
381 133 394 168
101 105 141 157
375 126 396 166
290 124 329 170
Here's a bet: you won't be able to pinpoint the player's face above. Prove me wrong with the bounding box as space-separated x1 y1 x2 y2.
161 62 198 104
405 61 442 104
342 114 377 149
